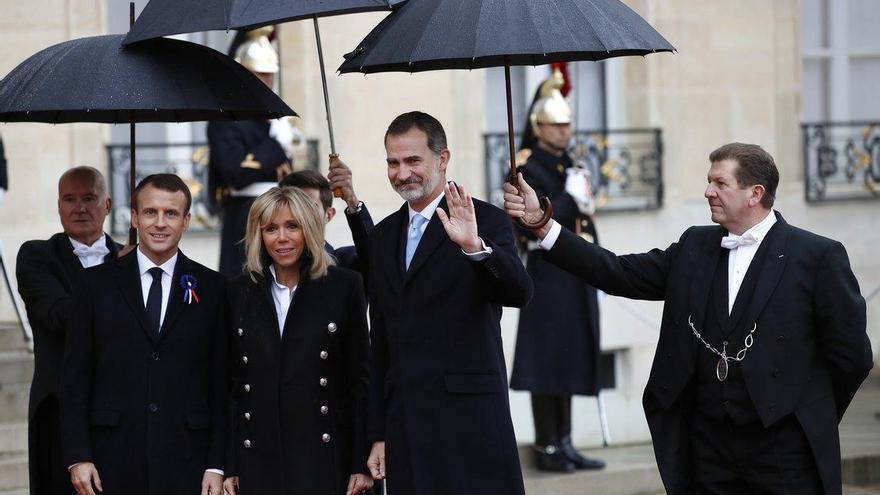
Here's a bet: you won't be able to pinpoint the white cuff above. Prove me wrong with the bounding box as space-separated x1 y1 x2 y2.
538 221 562 251
462 237 493 261
206 468 225 476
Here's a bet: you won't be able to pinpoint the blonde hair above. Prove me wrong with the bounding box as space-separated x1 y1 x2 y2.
243 186 334 281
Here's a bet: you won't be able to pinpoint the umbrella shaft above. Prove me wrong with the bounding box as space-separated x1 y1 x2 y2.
504 62 516 180
314 16 337 155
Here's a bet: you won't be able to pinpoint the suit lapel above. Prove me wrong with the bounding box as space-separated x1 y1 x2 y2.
385 204 407 284
404 197 448 285
53 234 84 285
740 216 790 331
116 252 157 343
688 226 726 338
158 251 190 340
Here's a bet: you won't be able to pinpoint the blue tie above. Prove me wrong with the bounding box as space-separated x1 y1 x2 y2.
405 215 428 269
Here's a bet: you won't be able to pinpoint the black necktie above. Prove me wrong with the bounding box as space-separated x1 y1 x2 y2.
145 267 163 336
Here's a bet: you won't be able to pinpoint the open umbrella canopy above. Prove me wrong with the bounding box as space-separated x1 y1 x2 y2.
124 0 406 45
338 0 674 73
0 34 296 123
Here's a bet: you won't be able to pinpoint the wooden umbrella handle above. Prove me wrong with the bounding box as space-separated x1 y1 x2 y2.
508 173 553 229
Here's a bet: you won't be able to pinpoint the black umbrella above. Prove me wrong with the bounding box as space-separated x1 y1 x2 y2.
339 0 675 227
124 0 406 176
0 31 296 242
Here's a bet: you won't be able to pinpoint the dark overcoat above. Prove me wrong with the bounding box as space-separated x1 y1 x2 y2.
207 120 288 277
60 251 228 495
226 264 370 494
511 146 602 395
542 213 873 495
16 233 119 495
367 197 533 495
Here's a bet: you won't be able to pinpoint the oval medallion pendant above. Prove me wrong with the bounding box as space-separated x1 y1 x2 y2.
716 358 729 382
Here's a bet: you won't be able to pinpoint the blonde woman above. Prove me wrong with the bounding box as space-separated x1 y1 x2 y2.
224 187 372 495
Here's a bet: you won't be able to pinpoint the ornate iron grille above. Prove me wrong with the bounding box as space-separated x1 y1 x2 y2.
483 129 663 212
802 122 880 202
107 140 319 236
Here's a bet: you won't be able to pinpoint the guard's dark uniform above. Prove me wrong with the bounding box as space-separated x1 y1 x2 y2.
208 120 288 277
510 145 601 447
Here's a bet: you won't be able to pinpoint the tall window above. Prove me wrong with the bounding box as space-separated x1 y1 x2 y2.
802 0 880 121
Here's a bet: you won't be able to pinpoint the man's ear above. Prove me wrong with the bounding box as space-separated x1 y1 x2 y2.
182 212 192 232
130 209 139 229
750 184 766 207
325 206 336 224
439 149 451 172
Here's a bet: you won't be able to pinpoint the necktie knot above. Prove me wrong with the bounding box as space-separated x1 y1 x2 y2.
409 215 427 238
720 232 758 250
148 267 164 281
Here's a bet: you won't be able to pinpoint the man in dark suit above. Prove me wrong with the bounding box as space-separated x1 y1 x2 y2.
208 26 295 277
503 142 873 494
61 174 227 495
279 166 373 276
16 167 119 495
365 112 533 495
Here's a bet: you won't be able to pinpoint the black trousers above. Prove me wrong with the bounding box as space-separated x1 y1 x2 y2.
691 413 822 494
29 398 75 495
531 393 572 446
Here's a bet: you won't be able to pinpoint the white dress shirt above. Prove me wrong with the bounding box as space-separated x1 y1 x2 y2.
409 191 493 259
725 211 777 314
136 247 177 329
69 236 110 268
538 220 563 251
269 265 297 335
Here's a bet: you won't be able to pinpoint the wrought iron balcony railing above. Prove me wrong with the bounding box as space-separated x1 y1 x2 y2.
106 140 319 236
483 128 664 212
801 122 880 202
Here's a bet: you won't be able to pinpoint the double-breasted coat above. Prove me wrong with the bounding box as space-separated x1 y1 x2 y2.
60 251 228 494
367 197 533 495
541 213 873 494
227 263 370 494
511 146 602 395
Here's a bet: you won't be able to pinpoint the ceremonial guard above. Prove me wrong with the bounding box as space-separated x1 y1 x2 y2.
510 70 605 472
208 27 297 277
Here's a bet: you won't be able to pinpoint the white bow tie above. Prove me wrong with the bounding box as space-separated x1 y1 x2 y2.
720 232 758 250
73 243 110 259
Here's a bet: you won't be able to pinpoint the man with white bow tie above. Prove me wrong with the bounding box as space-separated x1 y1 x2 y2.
503 142 872 495
16 166 120 495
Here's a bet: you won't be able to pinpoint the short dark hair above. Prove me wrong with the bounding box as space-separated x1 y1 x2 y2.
384 111 447 154
132 173 193 213
278 170 332 211
709 143 779 208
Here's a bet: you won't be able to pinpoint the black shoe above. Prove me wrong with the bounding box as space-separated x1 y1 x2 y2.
560 438 605 470
534 444 576 473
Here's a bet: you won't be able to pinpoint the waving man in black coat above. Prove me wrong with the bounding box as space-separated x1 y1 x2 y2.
504 143 873 495
365 112 533 495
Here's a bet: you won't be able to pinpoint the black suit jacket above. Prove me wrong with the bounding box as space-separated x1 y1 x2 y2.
367 197 532 495
16 233 120 419
542 212 872 494
327 203 375 286
227 265 369 494
60 250 228 495
0 134 7 190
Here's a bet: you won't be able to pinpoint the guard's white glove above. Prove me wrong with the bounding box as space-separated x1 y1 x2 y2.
0 188 5 207
269 117 297 159
564 168 595 215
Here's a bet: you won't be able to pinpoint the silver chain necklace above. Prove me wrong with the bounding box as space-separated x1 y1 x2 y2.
687 315 757 382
